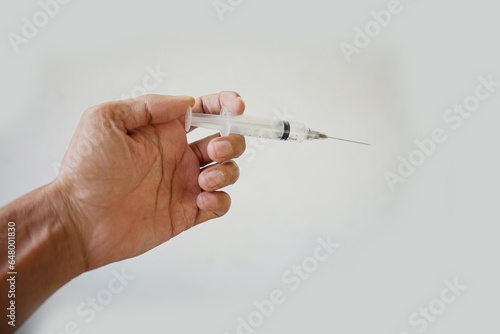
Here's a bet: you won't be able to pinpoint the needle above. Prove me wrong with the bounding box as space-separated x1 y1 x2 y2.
327 136 371 146
313 131 370 146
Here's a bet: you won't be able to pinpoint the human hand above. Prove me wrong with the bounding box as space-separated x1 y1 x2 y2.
55 92 246 271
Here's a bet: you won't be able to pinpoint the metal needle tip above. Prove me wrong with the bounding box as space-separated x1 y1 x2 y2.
309 130 370 146
326 136 371 146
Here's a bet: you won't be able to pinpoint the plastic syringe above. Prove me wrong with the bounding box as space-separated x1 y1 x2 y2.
185 107 369 145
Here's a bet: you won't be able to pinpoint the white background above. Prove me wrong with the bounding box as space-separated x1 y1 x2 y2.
1 0 499 333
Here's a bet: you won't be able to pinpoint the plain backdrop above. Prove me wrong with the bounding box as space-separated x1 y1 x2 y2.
1 0 499 333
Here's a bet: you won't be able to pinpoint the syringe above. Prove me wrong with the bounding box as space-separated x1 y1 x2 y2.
185 107 369 145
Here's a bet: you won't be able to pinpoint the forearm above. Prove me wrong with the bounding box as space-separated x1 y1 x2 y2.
0 182 86 333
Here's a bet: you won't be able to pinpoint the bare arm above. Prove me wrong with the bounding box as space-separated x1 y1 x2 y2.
0 183 86 331
0 92 246 332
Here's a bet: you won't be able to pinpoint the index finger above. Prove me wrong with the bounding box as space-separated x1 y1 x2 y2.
194 91 246 116
183 91 246 133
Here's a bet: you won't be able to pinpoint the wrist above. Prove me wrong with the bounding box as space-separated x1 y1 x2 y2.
0 182 88 327
44 180 89 275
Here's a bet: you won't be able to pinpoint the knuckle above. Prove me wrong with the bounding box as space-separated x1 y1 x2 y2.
223 161 239 183
84 103 122 130
82 106 99 119
97 106 116 120
228 160 239 172
231 136 246 157
142 93 155 103
238 136 246 151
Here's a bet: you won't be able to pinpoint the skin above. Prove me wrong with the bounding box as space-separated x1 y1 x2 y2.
0 92 246 333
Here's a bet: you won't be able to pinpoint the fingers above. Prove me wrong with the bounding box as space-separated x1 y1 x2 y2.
193 91 246 115
190 134 246 166
85 94 195 132
188 92 246 225
195 191 231 224
195 159 240 224
198 160 240 192
184 91 245 132
207 135 246 162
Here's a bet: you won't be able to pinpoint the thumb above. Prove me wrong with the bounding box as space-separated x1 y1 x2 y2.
89 94 195 132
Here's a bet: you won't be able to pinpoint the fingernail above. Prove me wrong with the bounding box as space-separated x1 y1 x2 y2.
198 193 217 209
213 140 232 158
203 170 224 189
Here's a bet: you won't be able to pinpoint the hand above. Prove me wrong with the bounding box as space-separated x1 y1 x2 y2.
55 92 246 271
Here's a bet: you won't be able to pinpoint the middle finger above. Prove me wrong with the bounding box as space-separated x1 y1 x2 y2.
198 160 240 191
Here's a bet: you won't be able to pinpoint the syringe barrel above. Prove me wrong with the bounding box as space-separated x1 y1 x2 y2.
186 107 309 142
226 112 308 142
